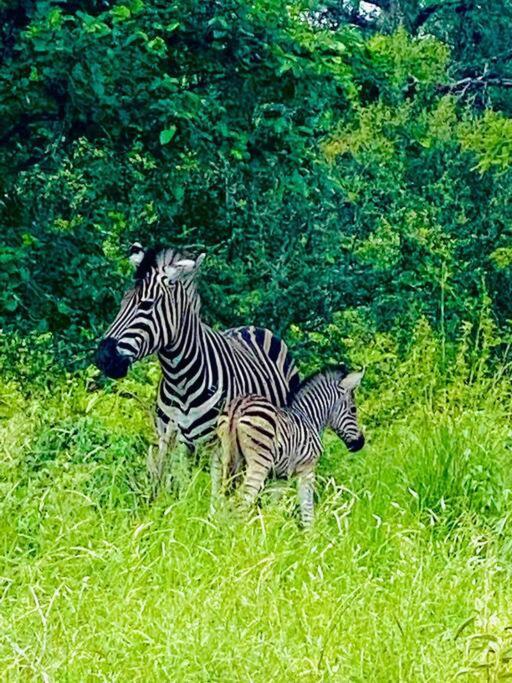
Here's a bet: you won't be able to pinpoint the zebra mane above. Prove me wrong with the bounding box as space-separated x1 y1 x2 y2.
134 245 190 281
135 247 160 280
293 364 349 399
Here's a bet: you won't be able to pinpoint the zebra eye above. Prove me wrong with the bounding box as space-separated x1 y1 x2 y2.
139 299 155 311
350 406 357 415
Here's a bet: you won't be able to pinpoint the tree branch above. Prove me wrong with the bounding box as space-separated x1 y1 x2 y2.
412 1 468 33
364 0 391 9
306 4 376 30
438 75 512 96
489 48 512 65
344 10 373 29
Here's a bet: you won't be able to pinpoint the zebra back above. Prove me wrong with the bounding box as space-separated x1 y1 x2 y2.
223 327 300 403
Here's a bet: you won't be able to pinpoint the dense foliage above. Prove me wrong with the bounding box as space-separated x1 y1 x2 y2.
2 4 512 678
1 0 512 370
2 328 512 679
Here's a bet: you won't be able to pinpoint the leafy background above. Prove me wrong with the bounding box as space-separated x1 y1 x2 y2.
2 0 512 373
2 2 512 679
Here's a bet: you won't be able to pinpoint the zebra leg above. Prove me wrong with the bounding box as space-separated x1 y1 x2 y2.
147 421 176 497
210 414 232 515
209 448 223 516
168 440 194 495
239 460 272 510
297 469 316 529
266 480 288 505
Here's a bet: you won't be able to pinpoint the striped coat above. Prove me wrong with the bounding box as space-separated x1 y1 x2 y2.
96 244 300 488
213 367 364 526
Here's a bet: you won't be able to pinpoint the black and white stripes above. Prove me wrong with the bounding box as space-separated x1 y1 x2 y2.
213 366 364 526
96 245 300 487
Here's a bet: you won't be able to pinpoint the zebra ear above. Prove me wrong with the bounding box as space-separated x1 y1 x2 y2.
164 254 206 281
163 260 194 281
194 253 206 270
339 370 364 392
166 259 196 282
174 253 206 274
173 258 198 274
129 242 145 267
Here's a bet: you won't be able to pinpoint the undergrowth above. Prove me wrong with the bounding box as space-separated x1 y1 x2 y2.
1 325 511 681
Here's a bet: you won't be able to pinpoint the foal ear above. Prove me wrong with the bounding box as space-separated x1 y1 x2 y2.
339 369 364 392
194 253 206 270
129 242 145 267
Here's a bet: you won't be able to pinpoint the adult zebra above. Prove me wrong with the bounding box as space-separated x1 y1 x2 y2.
95 243 300 489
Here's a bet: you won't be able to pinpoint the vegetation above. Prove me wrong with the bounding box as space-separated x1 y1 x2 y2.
2 0 512 360
2 326 512 679
1 1 512 679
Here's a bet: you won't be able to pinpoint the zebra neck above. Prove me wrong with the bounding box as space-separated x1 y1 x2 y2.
158 314 220 396
291 381 335 434
158 309 207 375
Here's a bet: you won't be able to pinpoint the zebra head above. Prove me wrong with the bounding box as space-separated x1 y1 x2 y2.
328 370 365 452
95 243 205 379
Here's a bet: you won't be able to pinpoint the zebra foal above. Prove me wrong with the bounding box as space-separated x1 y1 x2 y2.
213 366 365 527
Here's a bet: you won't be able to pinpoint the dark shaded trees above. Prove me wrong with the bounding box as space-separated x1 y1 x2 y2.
1 0 511 366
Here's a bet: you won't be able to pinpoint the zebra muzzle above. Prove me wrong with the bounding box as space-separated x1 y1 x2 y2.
95 337 132 379
347 434 365 452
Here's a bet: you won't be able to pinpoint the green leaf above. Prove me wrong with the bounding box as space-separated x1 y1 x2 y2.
111 5 131 21
159 126 177 145
4 298 18 312
146 37 166 54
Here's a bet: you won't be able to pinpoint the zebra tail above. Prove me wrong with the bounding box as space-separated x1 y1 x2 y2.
219 397 246 491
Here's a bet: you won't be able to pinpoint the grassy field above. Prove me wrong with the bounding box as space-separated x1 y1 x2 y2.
1 348 512 682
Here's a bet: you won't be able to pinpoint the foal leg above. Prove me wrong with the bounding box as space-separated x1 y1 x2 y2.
297 469 316 529
239 460 272 511
266 480 288 505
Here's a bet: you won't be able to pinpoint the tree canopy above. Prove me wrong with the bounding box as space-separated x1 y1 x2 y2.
1 0 512 369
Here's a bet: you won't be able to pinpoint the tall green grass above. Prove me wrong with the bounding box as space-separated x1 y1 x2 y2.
1 328 512 681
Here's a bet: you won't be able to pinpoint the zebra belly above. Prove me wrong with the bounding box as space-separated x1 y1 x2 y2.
273 419 321 478
158 381 225 447
173 392 225 444
174 407 219 446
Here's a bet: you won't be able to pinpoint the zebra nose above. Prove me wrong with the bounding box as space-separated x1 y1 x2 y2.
95 337 131 379
347 434 365 452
